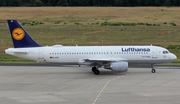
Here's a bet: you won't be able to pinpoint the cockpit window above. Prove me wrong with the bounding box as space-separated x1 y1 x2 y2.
163 51 169 54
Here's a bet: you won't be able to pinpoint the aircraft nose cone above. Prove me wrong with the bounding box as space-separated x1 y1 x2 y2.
172 54 177 60
173 54 177 60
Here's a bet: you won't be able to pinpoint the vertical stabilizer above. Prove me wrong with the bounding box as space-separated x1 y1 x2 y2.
7 20 41 48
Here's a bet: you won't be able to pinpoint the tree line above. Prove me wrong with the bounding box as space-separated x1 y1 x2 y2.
1 0 180 6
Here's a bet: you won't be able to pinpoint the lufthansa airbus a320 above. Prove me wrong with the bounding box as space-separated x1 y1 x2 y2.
5 20 177 75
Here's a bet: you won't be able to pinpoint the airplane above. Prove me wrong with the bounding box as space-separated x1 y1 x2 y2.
5 20 177 75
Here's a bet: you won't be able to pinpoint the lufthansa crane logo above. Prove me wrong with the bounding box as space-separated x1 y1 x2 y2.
12 28 25 40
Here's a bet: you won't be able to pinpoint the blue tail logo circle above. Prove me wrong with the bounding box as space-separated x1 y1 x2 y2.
12 28 25 40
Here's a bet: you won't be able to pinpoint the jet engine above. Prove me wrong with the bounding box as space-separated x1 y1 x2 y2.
110 61 128 72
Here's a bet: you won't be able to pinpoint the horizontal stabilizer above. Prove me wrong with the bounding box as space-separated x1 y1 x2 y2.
5 48 28 54
13 51 28 54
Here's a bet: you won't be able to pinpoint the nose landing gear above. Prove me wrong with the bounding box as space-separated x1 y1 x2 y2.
151 64 156 73
151 68 156 73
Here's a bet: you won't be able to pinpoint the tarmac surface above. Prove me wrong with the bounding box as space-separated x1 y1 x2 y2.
0 65 180 104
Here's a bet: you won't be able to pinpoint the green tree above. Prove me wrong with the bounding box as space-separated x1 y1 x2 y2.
48 0 58 6
172 0 180 6
57 0 68 6
164 0 172 6
123 0 130 6
41 0 50 6
114 0 124 6
34 0 43 6
21 0 35 6
154 0 161 6
1 0 180 6
2 0 8 6
129 0 138 6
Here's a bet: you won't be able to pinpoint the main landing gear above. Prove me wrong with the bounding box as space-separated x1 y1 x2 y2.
151 64 156 73
92 66 100 75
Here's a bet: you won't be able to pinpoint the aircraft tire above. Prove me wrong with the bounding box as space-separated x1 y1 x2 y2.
91 67 100 75
94 69 100 75
92 67 97 72
151 69 156 73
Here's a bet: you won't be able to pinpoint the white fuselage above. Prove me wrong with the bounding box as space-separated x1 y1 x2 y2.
5 45 177 66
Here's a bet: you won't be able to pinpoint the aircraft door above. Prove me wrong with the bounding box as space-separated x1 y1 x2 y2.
38 48 44 59
152 48 157 59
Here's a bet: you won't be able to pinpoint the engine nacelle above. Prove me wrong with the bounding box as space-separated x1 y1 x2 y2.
110 61 128 72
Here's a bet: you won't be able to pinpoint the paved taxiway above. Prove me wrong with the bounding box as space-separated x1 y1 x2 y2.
0 65 180 104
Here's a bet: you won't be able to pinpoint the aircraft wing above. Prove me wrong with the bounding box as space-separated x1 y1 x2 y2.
79 58 128 66
83 58 127 62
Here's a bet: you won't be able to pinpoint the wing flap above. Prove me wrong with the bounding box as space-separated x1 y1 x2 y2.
79 58 127 66
83 58 127 62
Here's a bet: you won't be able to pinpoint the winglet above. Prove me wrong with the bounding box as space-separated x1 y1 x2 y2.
7 20 41 48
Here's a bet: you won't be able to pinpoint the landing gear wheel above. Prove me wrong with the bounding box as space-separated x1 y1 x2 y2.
94 69 100 75
151 64 156 73
92 67 96 72
92 67 100 75
151 69 156 73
